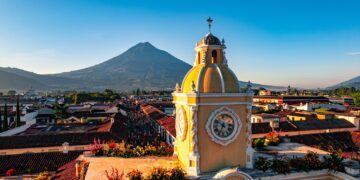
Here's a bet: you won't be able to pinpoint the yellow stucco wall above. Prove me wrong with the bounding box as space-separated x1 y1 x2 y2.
173 93 251 174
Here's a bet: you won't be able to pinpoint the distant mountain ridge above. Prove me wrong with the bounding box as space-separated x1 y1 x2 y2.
329 75 360 89
0 42 285 91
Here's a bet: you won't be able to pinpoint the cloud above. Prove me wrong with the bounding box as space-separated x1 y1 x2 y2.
346 52 360 55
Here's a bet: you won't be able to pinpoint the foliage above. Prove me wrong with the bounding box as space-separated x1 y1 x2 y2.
133 146 146 157
3 104 8 131
304 151 322 170
352 92 360 107
147 167 169 180
158 142 173 156
68 89 121 104
34 171 51 180
289 157 309 172
54 99 66 120
6 168 15 176
265 132 280 146
126 169 143 180
271 158 290 174
322 87 359 97
16 95 21 127
322 151 345 172
90 139 173 158
169 167 186 180
252 138 266 148
144 145 157 156
90 138 104 156
254 157 271 172
105 168 125 180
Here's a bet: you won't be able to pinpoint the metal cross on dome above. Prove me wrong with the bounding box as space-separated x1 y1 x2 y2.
207 17 213 32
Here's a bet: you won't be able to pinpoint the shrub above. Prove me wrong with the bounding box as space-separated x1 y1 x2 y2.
105 168 124 180
6 168 15 176
126 169 143 180
144 145 157 156
158 142 173 156
289 157 309 172
254 157 271 172
271 158 290 174
265 132 280 146
322 151 345 172
169 167 186 180
133 146 146 157
107 140 117 149
147 167 169 180
304 151 322 170
253 138 266 148
34 171 51 180
90 138 104 156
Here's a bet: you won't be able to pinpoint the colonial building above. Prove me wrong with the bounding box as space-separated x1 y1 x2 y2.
172 18 254 177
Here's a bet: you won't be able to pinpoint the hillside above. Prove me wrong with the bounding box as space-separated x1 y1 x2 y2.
0 69 47 90
0 42 285 91
56 42 192 90
329 75 360 89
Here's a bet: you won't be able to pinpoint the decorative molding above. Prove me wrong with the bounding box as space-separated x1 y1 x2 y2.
173 101 252 106
245 103 253 168
195 44 225 51
172 92 252 98
213 168 253 180
214 63 225 93
187 105 200 176
206 106 242 146
189 105 199 154
176 106 188 141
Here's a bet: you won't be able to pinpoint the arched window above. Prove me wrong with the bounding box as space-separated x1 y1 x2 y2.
211 50 217 63
197 52 201 64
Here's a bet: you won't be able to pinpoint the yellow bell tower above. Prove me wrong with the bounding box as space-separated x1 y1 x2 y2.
173 17 254 176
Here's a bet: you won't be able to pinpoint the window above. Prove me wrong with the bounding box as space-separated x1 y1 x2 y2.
211 50 217 63
197 52 201 64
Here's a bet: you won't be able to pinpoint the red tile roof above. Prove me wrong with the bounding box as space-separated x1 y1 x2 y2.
0 151 82 176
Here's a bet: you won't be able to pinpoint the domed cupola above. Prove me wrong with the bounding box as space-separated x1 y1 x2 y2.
180 17 240 94
202 33 221 45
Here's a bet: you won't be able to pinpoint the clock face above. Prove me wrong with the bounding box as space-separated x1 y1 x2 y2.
176 108 187 140
206 107 242 146
212 114 235 138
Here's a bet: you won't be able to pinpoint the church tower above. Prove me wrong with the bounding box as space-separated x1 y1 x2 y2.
173 18 254 176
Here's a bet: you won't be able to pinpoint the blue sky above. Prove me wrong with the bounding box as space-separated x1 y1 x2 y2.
0 0 359 88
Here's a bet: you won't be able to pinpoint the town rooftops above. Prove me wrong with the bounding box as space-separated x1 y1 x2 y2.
0 151 82 176
252 119 355 134
0 113 127 150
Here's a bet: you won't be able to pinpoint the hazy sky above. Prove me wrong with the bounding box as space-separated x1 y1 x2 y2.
0 0 359 88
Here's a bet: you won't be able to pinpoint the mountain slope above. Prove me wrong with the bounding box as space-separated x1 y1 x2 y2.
56 42 192 90
329 75 360 89
0 67 84 90
0 69 47 90
0 42 285 91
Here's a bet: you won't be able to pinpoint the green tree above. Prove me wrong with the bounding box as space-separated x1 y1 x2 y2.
0 107 2 132
16 95 21 127
352 92 360 107
3 104 8 131
136 88 140 96
70 93 78 104
54 99 66 122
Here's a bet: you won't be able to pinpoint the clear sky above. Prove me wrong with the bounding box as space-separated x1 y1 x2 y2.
0 0 359 88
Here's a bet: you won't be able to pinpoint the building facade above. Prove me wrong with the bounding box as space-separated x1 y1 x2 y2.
172 19 253 176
